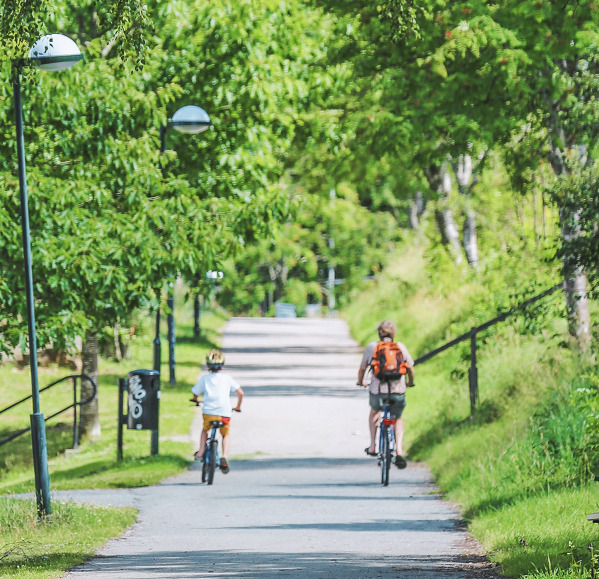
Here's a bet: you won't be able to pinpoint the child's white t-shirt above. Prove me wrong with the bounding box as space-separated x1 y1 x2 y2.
191 372 241 417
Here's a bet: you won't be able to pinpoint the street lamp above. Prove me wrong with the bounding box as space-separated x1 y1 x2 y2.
12 33 83 517
206 270 224 308
154 105 211 385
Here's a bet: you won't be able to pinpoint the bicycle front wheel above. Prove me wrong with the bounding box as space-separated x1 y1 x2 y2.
207 439 218 485
381 427 391 486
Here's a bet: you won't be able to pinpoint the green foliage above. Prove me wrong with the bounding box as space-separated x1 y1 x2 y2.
219 185 400 312
0 0 152 63
0 0 335 352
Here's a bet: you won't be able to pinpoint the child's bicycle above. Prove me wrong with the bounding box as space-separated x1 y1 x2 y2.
191 401 240 485
202 419 224 485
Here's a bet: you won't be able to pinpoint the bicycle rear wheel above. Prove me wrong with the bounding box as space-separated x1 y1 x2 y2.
207 439 218 485
381 427 391 486
201 452 208 482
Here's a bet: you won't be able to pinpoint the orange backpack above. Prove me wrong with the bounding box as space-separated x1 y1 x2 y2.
370 340 408 382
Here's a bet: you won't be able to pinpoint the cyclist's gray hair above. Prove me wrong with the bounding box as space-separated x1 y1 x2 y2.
377 320 396 339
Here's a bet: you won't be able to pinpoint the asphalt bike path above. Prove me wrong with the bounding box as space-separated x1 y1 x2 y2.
57 317 499 578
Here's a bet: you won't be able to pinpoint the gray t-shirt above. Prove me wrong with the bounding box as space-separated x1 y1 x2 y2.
360 340 413 395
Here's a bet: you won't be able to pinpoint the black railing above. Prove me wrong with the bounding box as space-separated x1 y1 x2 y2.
0 373 97 449
414 282 564 415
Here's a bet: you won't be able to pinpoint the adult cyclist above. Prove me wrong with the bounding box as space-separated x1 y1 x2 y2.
356 320 414 469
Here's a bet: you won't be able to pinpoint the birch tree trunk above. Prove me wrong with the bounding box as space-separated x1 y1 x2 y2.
408 191 424 230
426 162 463 264
559 206 591 349
80 330 101 439
547 93 591 349
454 154 479 268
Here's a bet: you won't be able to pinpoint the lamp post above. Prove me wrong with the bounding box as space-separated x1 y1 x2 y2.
327 188 336 313
12 33 83 517
154 105 211 385
206 270 224 307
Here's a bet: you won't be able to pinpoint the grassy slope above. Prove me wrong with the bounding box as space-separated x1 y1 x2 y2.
0 295 226 578
345 234 599 577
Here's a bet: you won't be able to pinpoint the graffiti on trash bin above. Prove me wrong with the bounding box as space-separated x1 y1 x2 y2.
128 374 147 420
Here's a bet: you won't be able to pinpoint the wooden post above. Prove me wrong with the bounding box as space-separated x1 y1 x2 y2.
468 328 478 416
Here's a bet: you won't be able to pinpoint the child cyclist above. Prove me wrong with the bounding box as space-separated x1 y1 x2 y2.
191 349 244 474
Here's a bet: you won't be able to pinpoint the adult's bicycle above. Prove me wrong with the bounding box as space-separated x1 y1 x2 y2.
376 388 397 487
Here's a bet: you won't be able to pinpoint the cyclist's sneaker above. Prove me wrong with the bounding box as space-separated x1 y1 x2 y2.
193 451 202 462
219 458 230 474
394 455 407 469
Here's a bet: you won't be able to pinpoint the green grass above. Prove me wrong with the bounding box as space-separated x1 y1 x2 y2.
0 290 227 578
0 294 227 494
345 235 599 578
474 488 599 577
0 497 137 578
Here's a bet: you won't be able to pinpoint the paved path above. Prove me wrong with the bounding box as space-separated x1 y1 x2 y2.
58 318 498 578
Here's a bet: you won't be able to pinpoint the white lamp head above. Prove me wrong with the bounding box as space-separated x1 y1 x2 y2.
170 105 211 134
28 34 83 71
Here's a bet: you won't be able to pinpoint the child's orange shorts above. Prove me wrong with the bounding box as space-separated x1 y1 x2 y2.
202 414 231 436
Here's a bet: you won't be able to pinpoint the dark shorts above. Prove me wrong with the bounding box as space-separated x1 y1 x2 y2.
369 392 406 418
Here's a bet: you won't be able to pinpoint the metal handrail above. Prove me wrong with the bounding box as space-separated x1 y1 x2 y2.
0 373 97 449
413 282 563 415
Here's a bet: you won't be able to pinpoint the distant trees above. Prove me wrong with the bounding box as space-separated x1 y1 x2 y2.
310 0 599 348
2 0 597 390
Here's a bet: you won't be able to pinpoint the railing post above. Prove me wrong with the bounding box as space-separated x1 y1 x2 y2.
72 376 79 450
468 327 478 416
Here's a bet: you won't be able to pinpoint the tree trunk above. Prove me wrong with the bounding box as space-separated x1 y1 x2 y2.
462 209 479 268
547 95 591 349
113 323 122 361
427 162 463 264
453 154 479 268
560 206 591 349
80 330 101 440
408 191 424 230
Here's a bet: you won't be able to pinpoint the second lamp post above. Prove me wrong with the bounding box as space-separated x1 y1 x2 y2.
154 105 211 384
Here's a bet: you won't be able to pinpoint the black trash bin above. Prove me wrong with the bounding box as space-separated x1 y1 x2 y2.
127 369 160 431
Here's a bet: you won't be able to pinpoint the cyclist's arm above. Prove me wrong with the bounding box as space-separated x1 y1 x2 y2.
406 366 415 387
233 387 244 412
357 367 366 387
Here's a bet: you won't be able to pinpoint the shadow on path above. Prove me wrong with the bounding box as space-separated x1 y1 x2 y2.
68 550 500 578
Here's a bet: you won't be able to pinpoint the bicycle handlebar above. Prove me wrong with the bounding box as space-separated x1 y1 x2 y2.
190 399 242 413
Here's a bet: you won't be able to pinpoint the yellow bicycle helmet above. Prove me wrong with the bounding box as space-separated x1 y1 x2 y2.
206 349 225 371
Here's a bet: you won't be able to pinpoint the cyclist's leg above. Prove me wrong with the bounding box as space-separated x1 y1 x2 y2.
389 395 406 455
367 393 381 454
220 421 231 458
368 409 379 453
218 421 232 473
195 429 208 459
394 418 404 456
196 414 217 458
